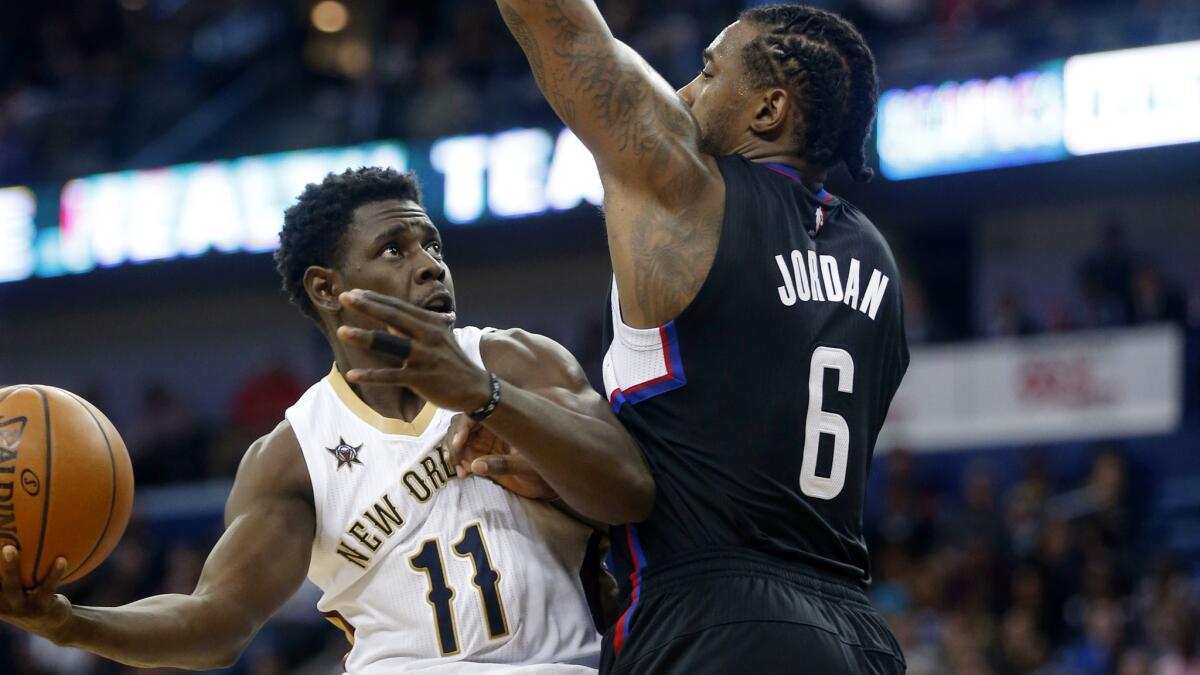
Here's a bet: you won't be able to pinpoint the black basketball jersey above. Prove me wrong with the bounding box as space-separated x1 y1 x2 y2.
601 155 909 596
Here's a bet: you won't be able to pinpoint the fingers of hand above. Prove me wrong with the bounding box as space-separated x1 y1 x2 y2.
368 331 414 362
338 290 431 338
34 558 68 603
444 416 469 468
335 326 375 349
1 546 21 608
471 455 511 477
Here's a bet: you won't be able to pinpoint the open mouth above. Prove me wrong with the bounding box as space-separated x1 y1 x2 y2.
422 293 456 322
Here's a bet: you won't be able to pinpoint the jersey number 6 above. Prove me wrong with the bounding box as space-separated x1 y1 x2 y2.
801 347 854 500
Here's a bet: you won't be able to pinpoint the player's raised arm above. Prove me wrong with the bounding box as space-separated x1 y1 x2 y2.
497 1 726 328
496 0 707 186
0 422 313 670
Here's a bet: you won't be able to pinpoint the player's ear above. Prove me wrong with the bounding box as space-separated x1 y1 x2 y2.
750 88 789 137
305 265 342 314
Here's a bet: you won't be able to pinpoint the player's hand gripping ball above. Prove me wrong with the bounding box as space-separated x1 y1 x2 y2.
0 385 134 589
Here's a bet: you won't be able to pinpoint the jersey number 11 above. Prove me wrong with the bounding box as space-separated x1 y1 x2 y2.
409 522 510 656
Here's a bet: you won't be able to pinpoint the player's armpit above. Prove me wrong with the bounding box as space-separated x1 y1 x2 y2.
56 422 314 670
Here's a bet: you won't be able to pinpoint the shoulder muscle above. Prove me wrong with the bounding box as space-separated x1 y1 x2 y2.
225 420 313 528
479 329 589 393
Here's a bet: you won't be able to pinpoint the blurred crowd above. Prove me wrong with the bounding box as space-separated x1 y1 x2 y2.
868 444 1200 675
900 222 1200 347
3 0 1199 185
983 225 1192 341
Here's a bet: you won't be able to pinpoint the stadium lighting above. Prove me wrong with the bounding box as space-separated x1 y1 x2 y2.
0 187 36 283
311 0 350 34
1063 40 1200 155
877 39 1200 180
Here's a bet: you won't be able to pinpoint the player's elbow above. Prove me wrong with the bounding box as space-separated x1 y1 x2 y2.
625 470 656 523
594 468 655 526
199 608 260 670
209 632 254 669
206 650 241 671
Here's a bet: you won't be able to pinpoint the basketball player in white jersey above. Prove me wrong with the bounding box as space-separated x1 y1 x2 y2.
0 167 654 673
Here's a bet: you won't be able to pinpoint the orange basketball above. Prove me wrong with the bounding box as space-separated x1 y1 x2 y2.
0 385 134 588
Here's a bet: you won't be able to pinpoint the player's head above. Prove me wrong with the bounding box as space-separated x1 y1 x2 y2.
677 4 878 182
275 167 455 338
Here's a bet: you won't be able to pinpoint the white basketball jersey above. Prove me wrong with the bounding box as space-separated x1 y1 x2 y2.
285 327 602 674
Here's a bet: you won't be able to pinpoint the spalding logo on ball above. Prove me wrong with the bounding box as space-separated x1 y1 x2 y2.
0 385 135 589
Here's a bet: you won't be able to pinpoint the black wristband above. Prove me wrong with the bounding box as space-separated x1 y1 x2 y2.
468 372 501 422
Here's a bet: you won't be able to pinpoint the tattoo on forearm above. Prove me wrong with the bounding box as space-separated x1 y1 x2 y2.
498 3 578 125
503 1 694 162
552 14 689 162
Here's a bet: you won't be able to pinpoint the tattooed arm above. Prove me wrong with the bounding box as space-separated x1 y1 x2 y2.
497 0 725 328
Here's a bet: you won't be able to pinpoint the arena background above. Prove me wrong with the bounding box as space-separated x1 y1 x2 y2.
1 0 1199 673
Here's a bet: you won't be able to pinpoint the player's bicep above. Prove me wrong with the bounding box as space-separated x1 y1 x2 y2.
195 428 313 632
485 329 606 417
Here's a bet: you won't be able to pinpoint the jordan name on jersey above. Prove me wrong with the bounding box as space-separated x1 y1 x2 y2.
773 248 891 320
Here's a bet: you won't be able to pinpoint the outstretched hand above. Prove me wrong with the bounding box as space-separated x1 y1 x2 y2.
0 546 73 642
336 289 493 414
442 414 558 502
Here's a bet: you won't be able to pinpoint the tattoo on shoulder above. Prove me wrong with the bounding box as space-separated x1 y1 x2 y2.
628 171 721 322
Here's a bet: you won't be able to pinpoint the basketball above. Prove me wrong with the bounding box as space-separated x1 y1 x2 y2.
0 385 134 589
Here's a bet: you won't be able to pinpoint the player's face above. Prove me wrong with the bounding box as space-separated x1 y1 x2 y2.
677 21 761 156
336 199 456 330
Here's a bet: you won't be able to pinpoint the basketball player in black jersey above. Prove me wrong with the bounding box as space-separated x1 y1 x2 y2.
474 2 910 673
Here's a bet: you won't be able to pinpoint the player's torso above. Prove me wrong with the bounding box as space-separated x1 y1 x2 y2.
602 156 909 584
287 327 601 674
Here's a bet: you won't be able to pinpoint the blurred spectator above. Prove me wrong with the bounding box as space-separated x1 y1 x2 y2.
1131 263 1187 325
404 47 482 139
125 381 210 485
1078 223 1135 328
230 365 304 438
987 286 1038 337
4 0 1199 183
1155 605 1200 675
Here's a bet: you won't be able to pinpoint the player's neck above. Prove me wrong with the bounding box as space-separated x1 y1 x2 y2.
733 143 828 186
331 348 428 423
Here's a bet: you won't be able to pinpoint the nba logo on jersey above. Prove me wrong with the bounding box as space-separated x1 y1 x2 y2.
815 206 825 234
326 437 363 470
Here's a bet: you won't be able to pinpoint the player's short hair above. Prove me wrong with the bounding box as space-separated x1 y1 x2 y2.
275 166 423 321
739 4 879 182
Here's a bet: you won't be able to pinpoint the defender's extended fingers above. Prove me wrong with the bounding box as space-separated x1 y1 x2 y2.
1 546 22 607
33 558 68 601
339 290 439 336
